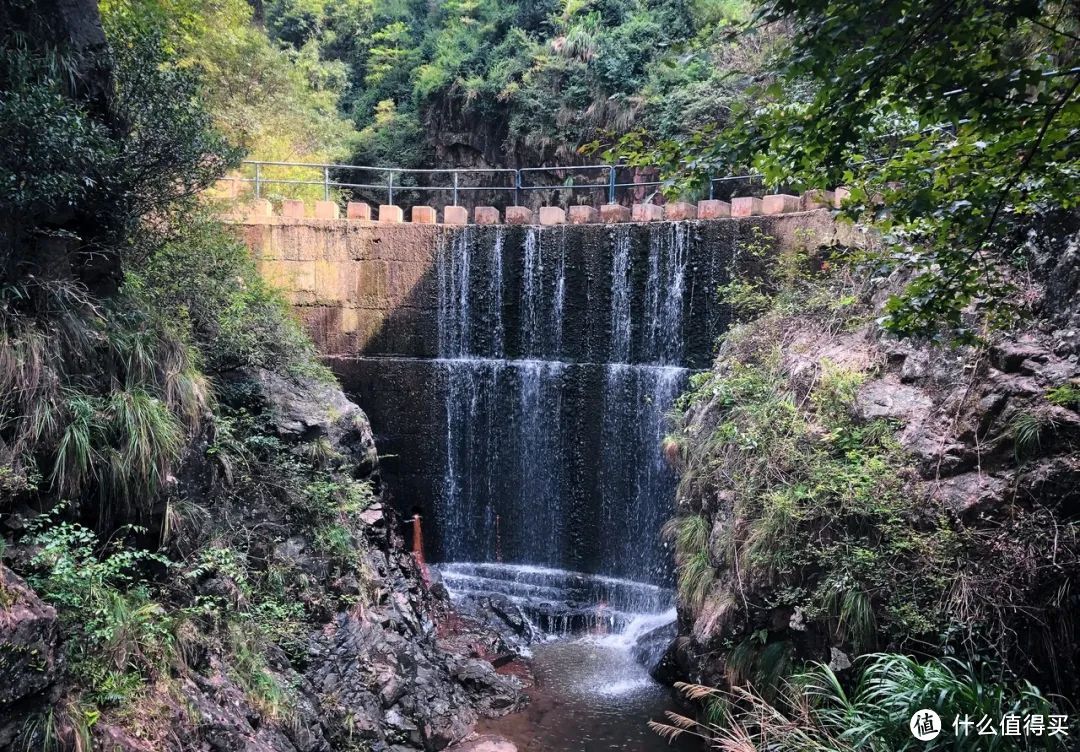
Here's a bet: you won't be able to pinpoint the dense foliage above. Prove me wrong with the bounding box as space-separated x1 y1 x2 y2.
663 225 1078 744
1 3 377 747
107 0 356 161
609 0 1080 341
255 0 771 169
666 242 960 680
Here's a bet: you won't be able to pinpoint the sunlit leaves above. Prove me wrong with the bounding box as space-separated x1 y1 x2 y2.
609 0 1080 342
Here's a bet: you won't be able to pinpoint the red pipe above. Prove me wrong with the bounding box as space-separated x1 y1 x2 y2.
412 514 430 584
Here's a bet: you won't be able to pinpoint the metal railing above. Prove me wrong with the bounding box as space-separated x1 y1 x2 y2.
237 160 765 206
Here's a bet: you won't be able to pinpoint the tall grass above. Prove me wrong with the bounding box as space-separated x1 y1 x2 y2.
663 514 715 610
652 653 1064 752
48 388 185 520
2 277 202 522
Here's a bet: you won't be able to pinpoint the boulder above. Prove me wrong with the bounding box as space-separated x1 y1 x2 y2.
926 473 1010 517
632 620 678 676
232 367 379 480
0 567 60 706
856 379 934 423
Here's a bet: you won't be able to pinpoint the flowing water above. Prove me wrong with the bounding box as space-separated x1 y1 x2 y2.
476 636 694 752
434 223 701 749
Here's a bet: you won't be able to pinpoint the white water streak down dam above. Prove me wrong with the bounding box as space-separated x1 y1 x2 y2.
436 223 694 584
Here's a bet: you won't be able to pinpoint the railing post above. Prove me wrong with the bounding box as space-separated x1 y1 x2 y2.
708 173 714 200
608 165 616 204
254 162 262 199
514 169 522 206
387 171 394 205
323 166 330 201
452 171 459 206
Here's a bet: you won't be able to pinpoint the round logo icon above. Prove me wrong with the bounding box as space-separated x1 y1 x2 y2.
910 709 942 741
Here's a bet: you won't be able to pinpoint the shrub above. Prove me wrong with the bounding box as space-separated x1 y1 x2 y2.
670 351 958 685
662 514 714 611
129 217 323 376
25 516 176 706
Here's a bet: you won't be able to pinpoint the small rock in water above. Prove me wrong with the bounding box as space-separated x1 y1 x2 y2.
447 733 518 752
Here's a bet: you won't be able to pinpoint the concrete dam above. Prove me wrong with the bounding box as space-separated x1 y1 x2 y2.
239 209 849 585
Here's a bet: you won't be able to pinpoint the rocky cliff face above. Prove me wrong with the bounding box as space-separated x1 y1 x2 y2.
0 369 522 752
661 238 1080 697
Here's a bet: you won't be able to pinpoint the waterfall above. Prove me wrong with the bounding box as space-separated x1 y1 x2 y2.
516 359 565 565
551 228 567 356
609 225 632 363
437 227 473 358
435 222 692 585
522 228 541 355
643 223 690 365
489 227 505 358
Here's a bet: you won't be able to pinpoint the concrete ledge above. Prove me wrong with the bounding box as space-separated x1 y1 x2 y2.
697 200 730 219
763 194 801 215
600 204 631 223
539 206 566 225
665 202 697 221
315 201 339 219
247 199 272 219
505 206 533 225
632 203 663 222
444 206 468 225
801 190 834 210
379 205 403 223
412 206 436 224
347 202 371 220
474 206 500 225
569 206 599 224
731 197 762 217
250 194 838 224
282 199 306 218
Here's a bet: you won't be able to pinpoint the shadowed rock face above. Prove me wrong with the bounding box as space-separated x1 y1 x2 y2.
0 568 60 746
241 212 853 582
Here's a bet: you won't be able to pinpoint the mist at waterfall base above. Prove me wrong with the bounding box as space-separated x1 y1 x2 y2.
432 223 706 749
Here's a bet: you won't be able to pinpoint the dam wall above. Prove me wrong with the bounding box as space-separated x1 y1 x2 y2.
239 210 859 581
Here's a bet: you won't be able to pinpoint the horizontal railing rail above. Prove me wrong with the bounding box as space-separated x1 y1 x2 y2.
234 160 766 206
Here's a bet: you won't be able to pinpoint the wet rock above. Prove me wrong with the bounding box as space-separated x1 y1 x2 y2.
0 567 60 706
308 610 522 751
453 659 523 715
443 592 542 648
487 596 530 638
633 620 678 675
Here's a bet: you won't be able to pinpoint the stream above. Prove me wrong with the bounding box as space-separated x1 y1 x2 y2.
478 638 693 752
438 564 694 751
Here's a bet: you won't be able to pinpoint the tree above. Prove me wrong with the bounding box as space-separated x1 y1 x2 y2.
611 0 1080 341
1 0 237 295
